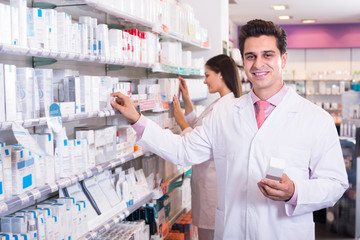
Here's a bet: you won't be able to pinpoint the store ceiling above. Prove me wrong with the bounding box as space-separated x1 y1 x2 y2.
229 0 360 25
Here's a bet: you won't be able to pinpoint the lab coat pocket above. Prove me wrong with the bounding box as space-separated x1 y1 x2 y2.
280 219 314 240
280 146 310 180
214 208 224 240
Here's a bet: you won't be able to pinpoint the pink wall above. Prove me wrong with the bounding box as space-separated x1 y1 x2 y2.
281 23 360 49
238 23 360 49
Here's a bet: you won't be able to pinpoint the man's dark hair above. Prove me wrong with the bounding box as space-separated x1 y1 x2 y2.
239 19 287 57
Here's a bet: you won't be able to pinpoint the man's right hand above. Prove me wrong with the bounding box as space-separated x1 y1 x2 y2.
110 92 140 124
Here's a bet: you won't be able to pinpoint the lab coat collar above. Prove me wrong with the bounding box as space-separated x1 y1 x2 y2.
235 87 300 113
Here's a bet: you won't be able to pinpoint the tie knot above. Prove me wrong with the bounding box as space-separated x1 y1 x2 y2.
257 100 270 110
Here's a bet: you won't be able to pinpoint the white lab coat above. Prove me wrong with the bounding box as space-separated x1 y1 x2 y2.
182 93 234 229
138 88 348 240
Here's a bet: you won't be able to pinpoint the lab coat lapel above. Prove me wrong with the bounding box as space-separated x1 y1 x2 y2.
234 94 258 134
255 88 300 136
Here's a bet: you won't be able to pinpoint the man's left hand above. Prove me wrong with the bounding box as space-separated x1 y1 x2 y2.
257 173 295 201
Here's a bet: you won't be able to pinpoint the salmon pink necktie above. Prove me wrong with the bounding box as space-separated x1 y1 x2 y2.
256 100 270 129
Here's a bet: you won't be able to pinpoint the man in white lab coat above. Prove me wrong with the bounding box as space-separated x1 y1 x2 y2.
110 19 349 240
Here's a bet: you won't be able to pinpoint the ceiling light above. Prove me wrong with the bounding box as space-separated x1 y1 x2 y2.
277 16 292 20
272 5 287 10
301 19 317 24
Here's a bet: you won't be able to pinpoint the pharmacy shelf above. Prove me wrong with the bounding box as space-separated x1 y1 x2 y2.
306 93 342 96
308 79 352 81
81 0 154 28
138 99 157 112
153 168 192 200
168 97 207 104
0 149 147 218
46 0 210 50
0 110 109 131
79 192 154 240
160 207 187 237
169 208 187 227
80 0 210 51
152 24 210 51
152 63 205 76
0 100 160 131
0 43 152 68
0 43 205 77
42 0 209 51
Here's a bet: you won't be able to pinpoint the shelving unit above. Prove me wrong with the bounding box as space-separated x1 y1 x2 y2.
284 79 351 124
0 0 208 238
79 192 154 240
79 167 191 240
0 148 148 217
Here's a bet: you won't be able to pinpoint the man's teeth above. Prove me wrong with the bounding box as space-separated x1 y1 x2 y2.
254 72 267 76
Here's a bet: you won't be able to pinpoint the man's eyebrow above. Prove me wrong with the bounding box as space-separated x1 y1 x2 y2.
244 52 254 56
263 50 276 54
245 50 276 56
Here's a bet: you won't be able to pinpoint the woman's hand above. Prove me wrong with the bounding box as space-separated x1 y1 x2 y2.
178 76 190 101
173 95 190 130
110 92 140 124
178 76 194 115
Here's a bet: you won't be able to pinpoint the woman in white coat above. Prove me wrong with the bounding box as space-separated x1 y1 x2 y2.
172 54 242 240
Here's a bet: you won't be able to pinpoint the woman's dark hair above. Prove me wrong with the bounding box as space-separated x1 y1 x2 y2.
205 54 242 98
239 19 287 58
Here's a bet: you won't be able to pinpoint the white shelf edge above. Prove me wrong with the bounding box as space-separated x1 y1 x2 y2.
80 192 154 240
81 0 210 51
151 63 205 76
83 0 154 28
0 149 147 217
0 43 204 78
0 43 154 69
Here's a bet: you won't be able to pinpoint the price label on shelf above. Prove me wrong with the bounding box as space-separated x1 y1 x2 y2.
104 223 111 231
96 165 103 173
120 213 126 220
86 169 93 178
69 175 78 184
57 178 71 188
123 209 130 217
98 111 105 117
48 183 58 192
32 118 40 125
133 149 143 159
113 217 120 224
89 231 97 238
38 117 47 125
120 158 126 164
19 193 30 204
104 110 111 117
30 189 41 200
23 119 32 127
76 173 85 181
0 202 8 213
109 160 117 168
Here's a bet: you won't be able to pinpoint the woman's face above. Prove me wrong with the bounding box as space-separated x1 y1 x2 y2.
204 66 224 94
